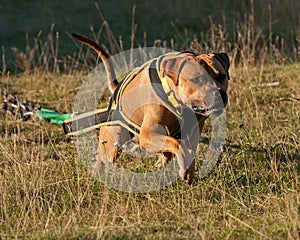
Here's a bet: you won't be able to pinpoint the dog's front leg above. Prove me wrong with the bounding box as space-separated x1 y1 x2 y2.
139 128 195 184
179 139 196 183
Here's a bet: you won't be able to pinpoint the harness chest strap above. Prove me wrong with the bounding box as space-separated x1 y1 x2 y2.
149 57 183 119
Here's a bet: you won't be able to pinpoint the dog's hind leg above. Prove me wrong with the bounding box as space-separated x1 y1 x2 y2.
97 125 131 168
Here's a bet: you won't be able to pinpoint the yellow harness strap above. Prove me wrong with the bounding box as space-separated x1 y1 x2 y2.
161 75 180 108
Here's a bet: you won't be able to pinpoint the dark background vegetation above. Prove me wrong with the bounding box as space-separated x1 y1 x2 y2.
1 0 300 70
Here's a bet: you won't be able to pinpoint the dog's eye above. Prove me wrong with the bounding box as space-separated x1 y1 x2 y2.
217 73 226 83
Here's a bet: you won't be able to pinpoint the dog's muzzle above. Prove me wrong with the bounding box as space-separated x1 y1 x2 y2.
192 88 228 117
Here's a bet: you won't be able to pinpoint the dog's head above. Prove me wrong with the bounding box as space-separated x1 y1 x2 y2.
161 51 230 117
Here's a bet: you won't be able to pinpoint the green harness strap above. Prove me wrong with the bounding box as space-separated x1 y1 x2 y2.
36 108 72 125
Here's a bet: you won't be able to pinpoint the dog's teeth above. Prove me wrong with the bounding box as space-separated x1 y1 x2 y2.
193 106 205 111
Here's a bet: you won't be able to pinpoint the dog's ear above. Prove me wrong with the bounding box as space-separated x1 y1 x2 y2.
160 57 192 85
214 52 230 72
197 52 230 80
160 58 180 85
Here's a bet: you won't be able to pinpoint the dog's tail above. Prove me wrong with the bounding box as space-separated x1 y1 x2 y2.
72 33 119 93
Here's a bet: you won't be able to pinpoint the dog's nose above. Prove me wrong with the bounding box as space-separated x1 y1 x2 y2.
218 87 228 107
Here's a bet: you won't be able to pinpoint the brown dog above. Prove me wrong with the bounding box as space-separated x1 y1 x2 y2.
72 33 230 184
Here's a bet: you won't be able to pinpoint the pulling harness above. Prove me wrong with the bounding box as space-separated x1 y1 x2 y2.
63 52 197 138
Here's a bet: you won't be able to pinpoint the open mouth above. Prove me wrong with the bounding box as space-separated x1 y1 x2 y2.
191 87 228 117
192 105 224 117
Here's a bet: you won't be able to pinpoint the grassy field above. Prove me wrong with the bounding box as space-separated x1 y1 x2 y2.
0 1 300 239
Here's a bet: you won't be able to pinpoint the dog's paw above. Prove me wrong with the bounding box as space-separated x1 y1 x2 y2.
185 173 194 185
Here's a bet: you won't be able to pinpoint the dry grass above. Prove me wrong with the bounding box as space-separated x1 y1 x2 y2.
0 2 300 239
0 66 299 239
